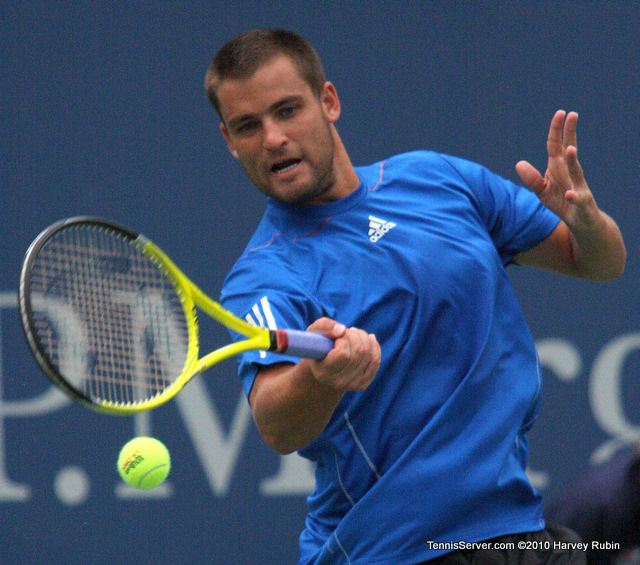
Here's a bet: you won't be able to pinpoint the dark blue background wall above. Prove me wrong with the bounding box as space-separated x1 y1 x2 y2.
1 2 638 563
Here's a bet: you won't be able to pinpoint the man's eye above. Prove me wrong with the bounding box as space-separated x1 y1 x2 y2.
277 106 296 119
235 121 258 134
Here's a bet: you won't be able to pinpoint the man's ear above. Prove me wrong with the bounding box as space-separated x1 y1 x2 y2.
320 82 341 123
220 122 239 159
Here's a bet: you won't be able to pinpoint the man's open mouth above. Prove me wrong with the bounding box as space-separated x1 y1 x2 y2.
271 159 301 174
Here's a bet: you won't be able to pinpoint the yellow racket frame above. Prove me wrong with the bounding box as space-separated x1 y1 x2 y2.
96 236 273 414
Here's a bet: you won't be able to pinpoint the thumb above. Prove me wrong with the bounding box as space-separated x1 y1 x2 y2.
516 160 545 194
307 317 347 339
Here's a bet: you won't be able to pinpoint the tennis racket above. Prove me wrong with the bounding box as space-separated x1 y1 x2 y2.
19 216 334 414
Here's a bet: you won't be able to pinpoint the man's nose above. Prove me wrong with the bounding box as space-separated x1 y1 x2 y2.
262 118 287 150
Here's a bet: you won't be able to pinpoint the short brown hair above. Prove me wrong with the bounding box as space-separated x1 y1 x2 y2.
204 29 326 119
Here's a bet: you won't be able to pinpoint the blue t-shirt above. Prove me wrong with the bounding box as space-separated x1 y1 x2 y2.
221 151 560 564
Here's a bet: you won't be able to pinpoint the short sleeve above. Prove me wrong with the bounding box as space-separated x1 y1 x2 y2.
440 154 561 264
220 258 324 399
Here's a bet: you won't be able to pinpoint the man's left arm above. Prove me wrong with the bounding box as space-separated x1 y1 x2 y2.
513 110 626 281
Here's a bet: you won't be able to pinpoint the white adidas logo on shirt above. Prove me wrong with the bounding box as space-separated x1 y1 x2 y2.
368 215 396 242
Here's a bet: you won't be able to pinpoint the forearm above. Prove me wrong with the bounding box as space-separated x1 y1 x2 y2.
249 320 381 454
567 208 626 281
250 360 345 454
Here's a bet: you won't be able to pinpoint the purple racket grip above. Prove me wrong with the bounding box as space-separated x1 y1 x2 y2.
278 329 334 360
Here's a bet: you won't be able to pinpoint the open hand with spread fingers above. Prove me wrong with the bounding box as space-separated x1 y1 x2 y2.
514 110 626 281
516 110 598 230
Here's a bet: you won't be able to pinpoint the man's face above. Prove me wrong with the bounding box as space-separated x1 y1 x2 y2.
217 55 341 206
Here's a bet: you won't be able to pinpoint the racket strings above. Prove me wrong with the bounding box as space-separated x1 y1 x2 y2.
28 225 189 406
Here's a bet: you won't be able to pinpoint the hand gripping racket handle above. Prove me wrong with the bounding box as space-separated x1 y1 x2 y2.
272 329 334 360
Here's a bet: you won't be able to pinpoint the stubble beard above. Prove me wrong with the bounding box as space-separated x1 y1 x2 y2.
256 123 338 207
284 153 337 207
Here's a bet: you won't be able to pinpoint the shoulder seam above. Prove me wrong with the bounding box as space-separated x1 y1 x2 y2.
247 232 282 254
368 160 386 192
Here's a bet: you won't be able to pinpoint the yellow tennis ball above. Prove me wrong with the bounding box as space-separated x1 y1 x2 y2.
117 437 171 489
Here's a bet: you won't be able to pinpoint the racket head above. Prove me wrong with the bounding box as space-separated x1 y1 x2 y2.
19 217 199 414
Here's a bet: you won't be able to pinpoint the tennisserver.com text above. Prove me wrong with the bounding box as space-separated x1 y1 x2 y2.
426 541 621 552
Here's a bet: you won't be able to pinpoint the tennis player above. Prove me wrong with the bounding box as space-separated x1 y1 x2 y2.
204 29 626 565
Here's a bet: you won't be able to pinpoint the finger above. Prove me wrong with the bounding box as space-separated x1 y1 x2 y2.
318 330 363 388
353 357 378 390
547 110 567 157
358 333 380 372
350 333 380 390
515 160 545 194
368 334 381 372
363 335 381 383
343 329 373 365
324 327 364 370
565 145 585 186
347 329 369 366
563 111 578 150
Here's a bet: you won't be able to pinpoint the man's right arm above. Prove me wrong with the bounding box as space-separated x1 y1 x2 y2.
249 318 381 454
